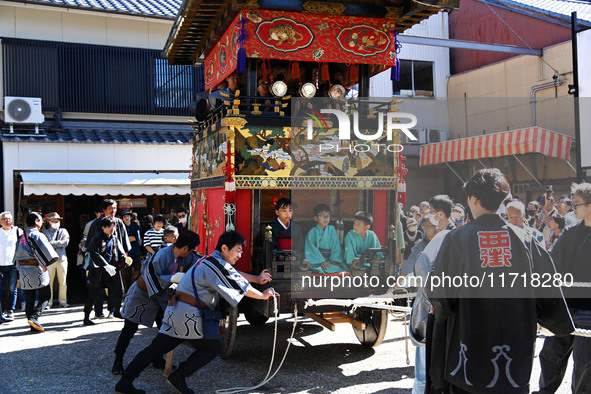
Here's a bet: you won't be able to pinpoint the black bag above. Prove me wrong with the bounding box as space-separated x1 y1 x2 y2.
191 261 222 340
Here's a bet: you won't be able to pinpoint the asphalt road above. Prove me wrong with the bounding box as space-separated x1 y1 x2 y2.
0 304 573 393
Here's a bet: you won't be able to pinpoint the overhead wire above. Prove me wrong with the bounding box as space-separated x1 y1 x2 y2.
482 0 561 75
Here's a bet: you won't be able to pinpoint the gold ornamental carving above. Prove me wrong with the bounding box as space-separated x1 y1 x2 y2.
302 1 346 15
221 117 247 127
243 0 260 9
385 6 404 19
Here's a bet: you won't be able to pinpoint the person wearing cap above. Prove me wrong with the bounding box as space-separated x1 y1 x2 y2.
120 209 142 290
43 212 70 308
175 208 189 235
450 204 466 227
402 216 422 262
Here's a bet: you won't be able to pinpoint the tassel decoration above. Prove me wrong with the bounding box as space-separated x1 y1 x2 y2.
237 48 246 73
321 63 330 82
397 179 407 204
292 62 300 81
236 16 248 73
391 29 402 82
350 64 358 84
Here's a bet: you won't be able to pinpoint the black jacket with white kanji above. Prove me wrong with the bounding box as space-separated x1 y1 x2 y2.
425 214 573 394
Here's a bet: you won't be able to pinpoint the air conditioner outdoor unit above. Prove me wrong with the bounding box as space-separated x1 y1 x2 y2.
428 129 449 143
418 129 427 144
4 96 45 133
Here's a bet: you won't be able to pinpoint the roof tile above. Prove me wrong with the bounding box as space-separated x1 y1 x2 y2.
496 0 591 25
1 121 195 145
10 0 181 18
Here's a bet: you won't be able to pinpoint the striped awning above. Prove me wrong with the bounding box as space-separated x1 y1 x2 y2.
420 127 572 167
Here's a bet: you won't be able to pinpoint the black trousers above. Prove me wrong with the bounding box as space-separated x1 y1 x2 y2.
24 285 51 320
84 268 123 319
126 333 221 380
114 308 164 359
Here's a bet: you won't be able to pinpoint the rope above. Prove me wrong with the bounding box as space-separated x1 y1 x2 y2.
573 328 591 338
216 295 298 394
306 298 412 313
403 312 410 365
568 282 591 287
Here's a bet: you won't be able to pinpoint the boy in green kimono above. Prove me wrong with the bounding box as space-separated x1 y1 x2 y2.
344 211 382 270
305 204 347 274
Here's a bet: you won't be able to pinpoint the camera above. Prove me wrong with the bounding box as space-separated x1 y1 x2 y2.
545 185 553 196
541 185 553 206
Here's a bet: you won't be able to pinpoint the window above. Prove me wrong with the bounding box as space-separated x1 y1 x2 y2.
2 38 203 116
392 60 434 97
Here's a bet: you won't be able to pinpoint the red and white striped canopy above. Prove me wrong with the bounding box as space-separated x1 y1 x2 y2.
420 127 572 167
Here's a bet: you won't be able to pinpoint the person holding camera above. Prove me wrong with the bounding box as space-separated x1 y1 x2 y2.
538 186 559 245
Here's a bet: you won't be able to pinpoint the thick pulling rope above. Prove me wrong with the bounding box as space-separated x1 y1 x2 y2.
216 295 298 394
570 282 591 287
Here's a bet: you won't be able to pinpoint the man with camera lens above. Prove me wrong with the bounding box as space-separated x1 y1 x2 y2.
538 186 559 246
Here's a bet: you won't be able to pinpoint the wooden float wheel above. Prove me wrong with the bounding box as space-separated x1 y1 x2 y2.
351 309 388 347
245 311 270 326
219 303 238 359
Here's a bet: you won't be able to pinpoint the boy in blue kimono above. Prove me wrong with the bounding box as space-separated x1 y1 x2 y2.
305 204 347 274
344 211 382 270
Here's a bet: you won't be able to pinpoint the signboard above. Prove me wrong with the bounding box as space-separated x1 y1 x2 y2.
577 28 591 168
117 198 147 208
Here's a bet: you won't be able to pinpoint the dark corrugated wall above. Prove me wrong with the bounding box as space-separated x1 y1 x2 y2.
2 38 204 116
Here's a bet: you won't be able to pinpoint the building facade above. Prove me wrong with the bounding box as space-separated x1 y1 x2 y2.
0 0 198 297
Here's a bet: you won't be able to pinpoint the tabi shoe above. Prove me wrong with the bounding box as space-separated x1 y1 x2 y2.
112 358 124 375
83 319 96 326
60 302 69 308
115 377 146 394
95 313 106 319
167 371 194 394
108 311 115 318
28 318 44 332
5 310 14 321
0 315 7 324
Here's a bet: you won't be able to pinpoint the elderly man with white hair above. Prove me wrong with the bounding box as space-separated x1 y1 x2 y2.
0 211 23 322
506 200 546 248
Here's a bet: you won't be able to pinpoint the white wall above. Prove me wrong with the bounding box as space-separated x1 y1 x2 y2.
2 142 192 212
370 11 450 98
0 2 173 49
